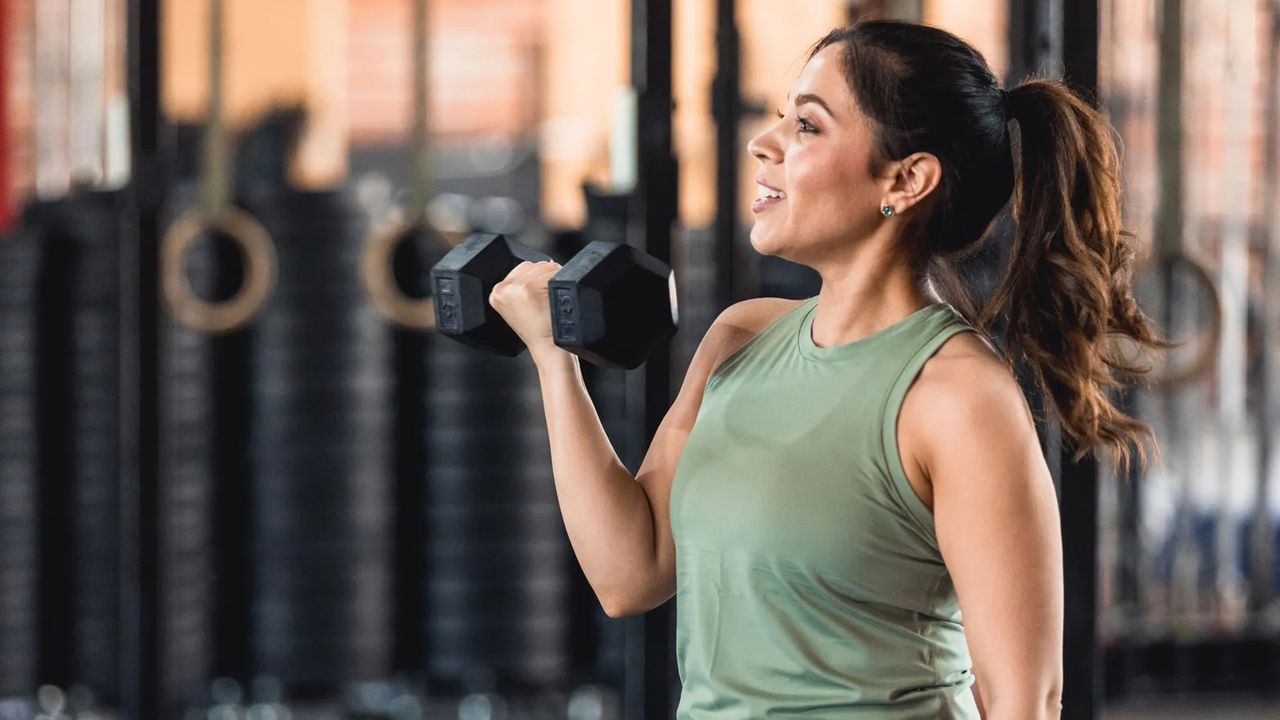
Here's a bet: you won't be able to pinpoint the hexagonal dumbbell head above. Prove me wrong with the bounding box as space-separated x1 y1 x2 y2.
430 232 551 356
548 241 678 369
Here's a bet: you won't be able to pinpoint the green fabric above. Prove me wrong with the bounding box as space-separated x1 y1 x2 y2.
670 296 980 719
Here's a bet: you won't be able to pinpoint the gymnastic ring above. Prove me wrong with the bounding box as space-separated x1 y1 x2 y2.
1136 252 1222 390
161 207 277 334
360 216 439 331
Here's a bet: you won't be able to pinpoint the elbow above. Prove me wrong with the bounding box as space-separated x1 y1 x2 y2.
597 567 673 618
599 592 646 618
599 582 669 618
601 600 637 619
986 688 1063 720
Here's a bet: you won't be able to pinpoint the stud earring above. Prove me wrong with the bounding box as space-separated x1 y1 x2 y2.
880 203 895 218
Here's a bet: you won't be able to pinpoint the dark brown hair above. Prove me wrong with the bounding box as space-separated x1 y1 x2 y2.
809 21 1169 471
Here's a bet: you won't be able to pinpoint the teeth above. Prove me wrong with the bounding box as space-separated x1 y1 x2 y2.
756 183 785 199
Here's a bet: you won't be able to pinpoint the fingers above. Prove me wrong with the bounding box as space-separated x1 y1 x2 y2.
489 260 561 306
494 260 561 290
509 260 561 281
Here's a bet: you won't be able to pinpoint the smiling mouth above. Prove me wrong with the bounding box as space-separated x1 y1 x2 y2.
751 195 784 213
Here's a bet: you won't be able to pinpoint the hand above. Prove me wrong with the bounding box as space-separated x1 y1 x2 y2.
488 260 564 361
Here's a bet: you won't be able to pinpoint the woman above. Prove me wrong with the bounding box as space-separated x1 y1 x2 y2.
490 20 1164 720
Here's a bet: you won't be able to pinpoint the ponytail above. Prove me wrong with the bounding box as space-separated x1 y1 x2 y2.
981 80 1170 471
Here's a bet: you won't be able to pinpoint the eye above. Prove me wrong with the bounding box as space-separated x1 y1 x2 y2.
774 108 817 134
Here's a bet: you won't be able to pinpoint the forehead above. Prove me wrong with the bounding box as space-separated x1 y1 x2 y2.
787 44 854 111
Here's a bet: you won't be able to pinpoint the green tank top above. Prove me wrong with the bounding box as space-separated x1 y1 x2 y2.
670 296 980 719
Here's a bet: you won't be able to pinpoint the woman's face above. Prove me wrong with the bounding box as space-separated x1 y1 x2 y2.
746 43 887 267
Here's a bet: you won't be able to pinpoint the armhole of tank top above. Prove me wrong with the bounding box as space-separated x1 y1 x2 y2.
879 323 974 539
704 298 813 389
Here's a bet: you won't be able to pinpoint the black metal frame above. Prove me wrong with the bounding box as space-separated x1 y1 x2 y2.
625 1 678 719
711 0 742 309
122 0 164 717
1009 1 1102 718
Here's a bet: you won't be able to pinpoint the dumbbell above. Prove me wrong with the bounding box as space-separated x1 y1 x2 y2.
430 233 678 369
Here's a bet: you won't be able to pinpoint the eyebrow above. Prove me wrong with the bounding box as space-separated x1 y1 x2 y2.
785 91 837 119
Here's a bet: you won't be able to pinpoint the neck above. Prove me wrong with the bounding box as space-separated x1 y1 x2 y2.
808 241 932 349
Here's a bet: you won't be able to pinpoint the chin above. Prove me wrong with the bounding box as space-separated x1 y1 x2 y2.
748 224 778 255
749 224 793 261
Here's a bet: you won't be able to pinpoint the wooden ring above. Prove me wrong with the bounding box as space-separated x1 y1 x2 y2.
161 207 277 333
1138 252 1222 389
360 218 438 331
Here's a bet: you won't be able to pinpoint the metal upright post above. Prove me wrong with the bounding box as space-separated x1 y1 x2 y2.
1008 1 1101 717
711 0 741 309
625 0 677 718
122 0 165 717
1059 4 1102 718
1009 0 1063 79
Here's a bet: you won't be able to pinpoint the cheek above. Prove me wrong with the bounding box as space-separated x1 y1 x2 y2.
782 156 884 240
789 150 869 206
789 161 872 226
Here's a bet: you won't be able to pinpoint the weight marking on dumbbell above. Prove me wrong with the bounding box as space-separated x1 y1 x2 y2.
552 288 577 343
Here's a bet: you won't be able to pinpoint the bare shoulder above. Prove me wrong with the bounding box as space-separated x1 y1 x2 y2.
706 297 803 371
914 331 1032 428
898 330 1039 506
674 297 806 402
708 296 806 362
714 296 806 329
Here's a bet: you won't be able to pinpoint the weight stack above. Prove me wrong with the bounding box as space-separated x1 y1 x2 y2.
388 227 453 672
23 196 121 700
66 194 123 702
204 213 255 685
158 188 222 707
0 234 41 698
244 188 393 693
423 333 571 692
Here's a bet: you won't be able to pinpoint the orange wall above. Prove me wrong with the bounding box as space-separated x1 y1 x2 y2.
346 0 544 143
3 0 1274 240
538 0 628 227
924 0 1007 81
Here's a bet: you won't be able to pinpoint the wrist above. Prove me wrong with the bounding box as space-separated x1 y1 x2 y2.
533 346 578 375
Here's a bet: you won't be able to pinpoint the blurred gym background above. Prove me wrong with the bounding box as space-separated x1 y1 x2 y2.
0 0 1276 718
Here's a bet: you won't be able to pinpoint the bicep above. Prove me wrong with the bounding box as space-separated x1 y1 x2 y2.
923 369 1064 711
632 355 707 603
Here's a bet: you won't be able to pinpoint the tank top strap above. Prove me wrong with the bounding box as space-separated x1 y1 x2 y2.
879 306 976 540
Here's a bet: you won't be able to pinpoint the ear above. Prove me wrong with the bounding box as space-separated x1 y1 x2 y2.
882 151 942 215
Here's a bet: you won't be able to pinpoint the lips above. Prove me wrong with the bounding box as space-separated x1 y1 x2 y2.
753 178 785 214
751 195 784 213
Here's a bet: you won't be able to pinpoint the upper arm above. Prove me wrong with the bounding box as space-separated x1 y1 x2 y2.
902 342 1063 715
630 297 803 610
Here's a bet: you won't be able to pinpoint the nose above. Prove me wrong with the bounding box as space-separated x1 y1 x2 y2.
747 124 781 165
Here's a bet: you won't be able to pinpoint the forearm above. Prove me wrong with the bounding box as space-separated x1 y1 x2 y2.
534 350 662 611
